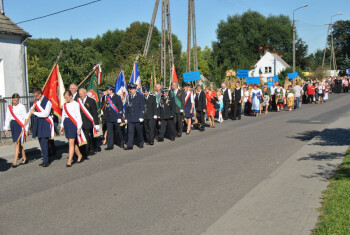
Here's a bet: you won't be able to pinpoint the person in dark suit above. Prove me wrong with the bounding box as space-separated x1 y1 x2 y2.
78 88 99 158
221 83 232 120
195 85 207 131
233 82 243 120
100 88 108 145
124 84 145 150
69 83 79 101
105 85 124 150
157 88 176 142
143 86 158 145
29 88 53 167
170 81 185 138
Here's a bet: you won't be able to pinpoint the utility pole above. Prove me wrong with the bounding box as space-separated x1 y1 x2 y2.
161 0 166 85
322 24 331 68
187 0 191 72
187 0 198 73
292 4 308 72
144 0 174 86
321 12 342 76
143 0 160 57
191 0 198 71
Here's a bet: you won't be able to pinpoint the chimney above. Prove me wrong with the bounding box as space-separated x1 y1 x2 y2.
0 0 4 15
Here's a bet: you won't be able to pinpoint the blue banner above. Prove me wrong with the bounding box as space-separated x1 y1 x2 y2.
183 71 201 82
287 72 299 79
237 70 249 79
267 81 273 88
247 77 260 85
346 69 350 74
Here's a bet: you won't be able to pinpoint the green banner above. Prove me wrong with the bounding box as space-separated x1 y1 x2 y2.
79 72 101 116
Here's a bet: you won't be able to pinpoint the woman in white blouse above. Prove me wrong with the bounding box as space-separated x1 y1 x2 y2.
60 90 83 167
4 93 29 167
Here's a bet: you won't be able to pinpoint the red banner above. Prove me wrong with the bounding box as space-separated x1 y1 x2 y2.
42 65 62 117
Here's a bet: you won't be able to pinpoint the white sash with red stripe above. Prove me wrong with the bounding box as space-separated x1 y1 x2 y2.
8 105 26 145
63 103 87 146
185 92 192 106
34 100 55 138
77 98 99 137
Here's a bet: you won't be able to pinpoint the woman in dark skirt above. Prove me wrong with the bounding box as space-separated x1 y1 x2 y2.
4 93 29 167
60 90 84 167
183 83 194 135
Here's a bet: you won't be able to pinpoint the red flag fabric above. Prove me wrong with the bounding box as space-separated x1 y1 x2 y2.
172 64 178 83
42 65 63 118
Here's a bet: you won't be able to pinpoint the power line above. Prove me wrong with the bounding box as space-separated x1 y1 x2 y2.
16 0 101 25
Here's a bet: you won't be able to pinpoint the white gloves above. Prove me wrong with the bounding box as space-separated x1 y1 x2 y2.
153 115 158 120
180 109 184 113
117 119 121 123
94 125 100 132
125 120 128 124
139 118 144 122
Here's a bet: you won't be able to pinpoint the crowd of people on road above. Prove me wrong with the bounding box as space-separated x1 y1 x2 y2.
3 75 350 168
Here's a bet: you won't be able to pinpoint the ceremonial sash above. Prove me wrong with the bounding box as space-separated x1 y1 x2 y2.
184 92 191 106
34 100 55 138
107 96 119 114
171 90 182 109
8 105 26 145
77 98 99 137
63 103 87 146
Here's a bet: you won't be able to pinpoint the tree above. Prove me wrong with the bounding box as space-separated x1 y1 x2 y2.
27 55 50 90
332 20 350 61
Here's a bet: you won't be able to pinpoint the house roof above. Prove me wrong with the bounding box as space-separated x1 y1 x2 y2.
270 52 290 68
0 14 31 38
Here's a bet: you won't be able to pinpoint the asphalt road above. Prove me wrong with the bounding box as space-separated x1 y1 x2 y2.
1 94 350 234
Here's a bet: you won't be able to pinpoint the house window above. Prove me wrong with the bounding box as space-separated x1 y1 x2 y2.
265 66 272 74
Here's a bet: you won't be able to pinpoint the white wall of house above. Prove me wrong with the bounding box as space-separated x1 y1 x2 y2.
0 59 4 96
249 52 289 79
0 35 26 98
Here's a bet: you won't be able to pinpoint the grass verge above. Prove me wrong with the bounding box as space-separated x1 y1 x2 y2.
313 148 350 234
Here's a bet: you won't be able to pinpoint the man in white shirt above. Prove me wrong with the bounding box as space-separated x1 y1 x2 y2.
29 88 52 167
270 83 277 111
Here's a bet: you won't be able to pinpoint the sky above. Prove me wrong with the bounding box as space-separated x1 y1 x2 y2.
3 0 350 55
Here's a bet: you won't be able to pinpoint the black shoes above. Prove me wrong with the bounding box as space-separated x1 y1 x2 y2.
124 146 133 150
139 145 144 149
157 138 164 142
11 164 17 168
66 164 72 167
42 162 50 167
105 147 113 151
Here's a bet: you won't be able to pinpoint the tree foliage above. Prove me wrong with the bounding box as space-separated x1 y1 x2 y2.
26 21 182 91
212 11 309 83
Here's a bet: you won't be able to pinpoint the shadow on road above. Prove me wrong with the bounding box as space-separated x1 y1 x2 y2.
291 128 350 181
0 157 12 172
289 128 350 146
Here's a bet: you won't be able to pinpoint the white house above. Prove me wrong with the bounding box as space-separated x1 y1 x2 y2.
0 8 31 98
249 51 290 82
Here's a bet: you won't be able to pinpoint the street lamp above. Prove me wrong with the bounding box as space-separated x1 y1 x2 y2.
293 4 308 72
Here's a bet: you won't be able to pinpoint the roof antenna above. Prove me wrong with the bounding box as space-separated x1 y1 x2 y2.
0 0 4 15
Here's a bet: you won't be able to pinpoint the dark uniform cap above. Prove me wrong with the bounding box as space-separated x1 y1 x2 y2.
106 85 115 91
142 86 150 92
161 88 169 94
128 83 137 89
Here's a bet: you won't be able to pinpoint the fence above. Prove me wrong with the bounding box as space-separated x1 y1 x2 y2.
0 95 35 143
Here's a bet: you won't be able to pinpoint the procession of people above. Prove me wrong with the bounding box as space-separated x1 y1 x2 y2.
3 75 350 168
